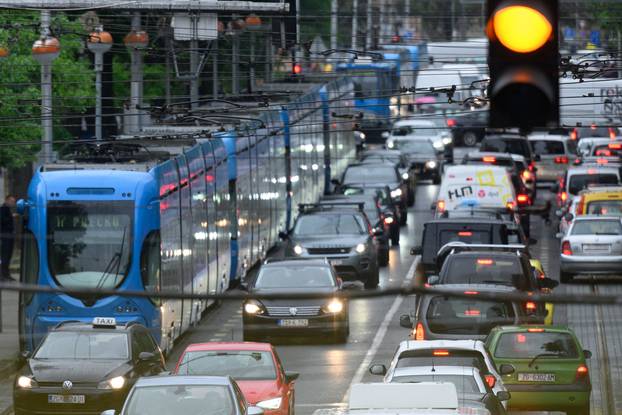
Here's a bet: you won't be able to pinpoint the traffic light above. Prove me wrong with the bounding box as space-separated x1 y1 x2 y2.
487 0 559 128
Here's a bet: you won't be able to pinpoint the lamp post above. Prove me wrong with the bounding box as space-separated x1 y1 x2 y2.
87 27 112 141
32 32 60 164
123 14 149 133
245 14 262 91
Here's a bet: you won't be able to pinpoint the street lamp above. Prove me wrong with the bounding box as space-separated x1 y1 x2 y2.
123 23 149 133
32 36 60 164
87 27 113 141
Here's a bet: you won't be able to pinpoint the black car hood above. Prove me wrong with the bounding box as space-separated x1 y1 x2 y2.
250 287 338 307
292 235 368 248
29 358 129 383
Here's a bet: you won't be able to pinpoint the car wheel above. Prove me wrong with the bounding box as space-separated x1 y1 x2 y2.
407 189 415 206
364 268 380 289
378 249 389 267
433 175 441 185
560 271 573 284
334 326 349 343
567 403 589 415
391 231 400 246
399 210 407 226
462 131 478 147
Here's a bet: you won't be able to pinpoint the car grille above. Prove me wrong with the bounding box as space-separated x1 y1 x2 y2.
266 306 322 317
306 247 350 255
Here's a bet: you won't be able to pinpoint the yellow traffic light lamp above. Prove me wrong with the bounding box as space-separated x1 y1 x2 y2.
487 0 559 129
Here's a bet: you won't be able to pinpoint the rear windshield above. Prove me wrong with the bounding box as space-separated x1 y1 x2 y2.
255 266 335 288
439 229 493 246
392 374 480 394
494 332 579 359
441 256 528 289
568 174 619 195
481 138 530 158
531 140 565 155
343 166 397 184
426 295 516 335
571 220 622 235
396 350 487 372
586 200 622 215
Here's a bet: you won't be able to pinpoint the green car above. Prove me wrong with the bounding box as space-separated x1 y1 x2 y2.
485 325 591 415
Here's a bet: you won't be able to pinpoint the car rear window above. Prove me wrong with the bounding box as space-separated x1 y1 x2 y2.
586 200 622 215
531 140 565 155
396 350 488 372
481 138 530 159
441 256 528 289
392 374 480 394
571 220 622 235
493 332 579 359
425 295 516 335
568 174 619 195
343 166 397 184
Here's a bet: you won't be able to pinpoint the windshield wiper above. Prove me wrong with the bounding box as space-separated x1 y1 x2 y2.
528 353 559 368
94 226 127 291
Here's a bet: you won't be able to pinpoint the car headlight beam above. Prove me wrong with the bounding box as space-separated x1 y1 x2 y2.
355 243 366 253
324 299 344 314
425 160 438 169
244 301 264 315
293 245 304 255
256 397 283 410
432 140 444 150
390 188 402 198
17 376 36 389
98 375 126 390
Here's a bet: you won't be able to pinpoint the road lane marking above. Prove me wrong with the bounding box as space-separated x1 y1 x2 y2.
341 257 419 403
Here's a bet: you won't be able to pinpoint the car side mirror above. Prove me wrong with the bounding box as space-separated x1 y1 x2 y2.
564 213 574 222
284 371 299 383
430 202 436 210
21 350 31 360
278 231 288 240
381 131 390 139
16 199 30 216
528 237 538 245
499 364 515 375
410 246 422 256
100 410 116 415
368 364 387 376
138 352 156 362
539 277 559 290
427 275 440 285
584 349 592 359
399 314 412 328
496 391 511 401
331 178 340 186
247 406 264 415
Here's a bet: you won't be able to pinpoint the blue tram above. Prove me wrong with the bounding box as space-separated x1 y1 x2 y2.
17 77 356 353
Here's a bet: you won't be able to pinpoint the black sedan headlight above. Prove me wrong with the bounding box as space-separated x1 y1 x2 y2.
244 299 266 315
16 376 37 389
322 299 345 314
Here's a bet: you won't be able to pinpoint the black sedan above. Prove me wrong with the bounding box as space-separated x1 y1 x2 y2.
13 318 166 415
242 259 349 343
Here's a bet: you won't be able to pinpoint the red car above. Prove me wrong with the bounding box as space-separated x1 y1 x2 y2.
173 342 298 415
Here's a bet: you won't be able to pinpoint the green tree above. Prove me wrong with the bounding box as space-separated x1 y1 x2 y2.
0 10 94 168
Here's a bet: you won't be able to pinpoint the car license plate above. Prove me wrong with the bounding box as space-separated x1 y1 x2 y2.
583 244 610 252
278 319 309 327
48 394 85 404
330 259 343 266
518 373 555 382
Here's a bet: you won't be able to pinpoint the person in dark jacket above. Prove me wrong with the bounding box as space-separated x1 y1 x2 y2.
0 195 16 281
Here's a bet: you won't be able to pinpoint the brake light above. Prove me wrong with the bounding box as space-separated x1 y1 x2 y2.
576 365 589 376
527 327 544 332
477 259 494 265
528 162 535 172
562 241 572 255
482 156 496 163
484 374 496 388
464 309 481 316
610 129 617 140
458 231 473 236
597 158 609 164
596 149 612 156
414 322 425 340
433 350 450 356
506 201 516 211
517 194 529 205
560 191 568 202
384 216 394 225
437 200 446 213
525 301 537 312
446 118 457 127
591 123 597 130
570 129 578 140
576 197 585 214
522 170 532 181
609 143 622 150
464 291 479 295
554 156 569 164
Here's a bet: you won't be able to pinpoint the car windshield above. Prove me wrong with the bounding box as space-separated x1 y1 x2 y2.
255 266 335 288
294 214 366 235
177 350 277 380
568 174 619 195
392 374 480 394
494 332 579 359
586 200 622 215
571 220 622 235
125 385 234 415
481 138 530 158
394 140 437 154
35 331 128 360
343 166 397 184
531 140 565 154
442 256 528 290
47 201 133 289
426 295 516 335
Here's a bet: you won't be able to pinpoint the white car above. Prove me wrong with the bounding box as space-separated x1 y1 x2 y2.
528 133 578 182
384 119 446 151
368 340 510 405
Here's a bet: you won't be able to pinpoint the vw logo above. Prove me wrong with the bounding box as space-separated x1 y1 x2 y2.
289 307 298 316
62 380 73 391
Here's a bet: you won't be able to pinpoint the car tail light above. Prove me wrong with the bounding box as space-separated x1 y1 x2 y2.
482 156 496 163
521 170 532 181
610 129 617 140
464 309 481 316
587 168 597 174
517 194 530 205
433 350 449 356
562 241 572 256
458 231 473 236
597 158 609 164
525 301 537 313
560 191 568 202
570 129 578 140
573 157 582 165
554 156 569 164
464 291 479 295
484 374 496 388
576 197 585 215
414 322 425 340
437 200 446 213
384 216 394 225
506 201 516 211
576 365 588 376
446 118 456 127
477 259 494 265
609 143 622 150
528 162 535 172
596 149 612 156
591 123 597 130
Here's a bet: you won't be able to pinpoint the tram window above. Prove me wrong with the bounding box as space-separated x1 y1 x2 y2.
141 231 161 305
20 230 39 304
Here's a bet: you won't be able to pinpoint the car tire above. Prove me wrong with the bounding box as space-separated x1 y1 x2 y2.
391 231 400 246
399 210 407 226
408 190 415 207
462 131 478 147
433 175 441 185
567 403 589 415
560 271 573 284
378 248 389 266
364 268 380 289
335 326 349 343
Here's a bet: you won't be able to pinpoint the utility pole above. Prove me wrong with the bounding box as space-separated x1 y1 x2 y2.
366 0 372 50
213 39 219 98
352 0 358 50
124 12 147 133
232 30 240 95
331 0 338 49
35 10 57 164
190 15 199 110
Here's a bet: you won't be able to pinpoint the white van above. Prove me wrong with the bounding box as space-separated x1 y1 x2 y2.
435 165 516 216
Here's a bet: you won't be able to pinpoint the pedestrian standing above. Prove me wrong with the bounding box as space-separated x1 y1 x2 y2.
0 195 16 281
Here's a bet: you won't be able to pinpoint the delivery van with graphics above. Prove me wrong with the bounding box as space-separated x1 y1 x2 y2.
435 165 517 217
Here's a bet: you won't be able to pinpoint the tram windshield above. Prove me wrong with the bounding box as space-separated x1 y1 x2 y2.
47 201 133 289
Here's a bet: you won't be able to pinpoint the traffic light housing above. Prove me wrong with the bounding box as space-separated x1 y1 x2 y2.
487 0 559 129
